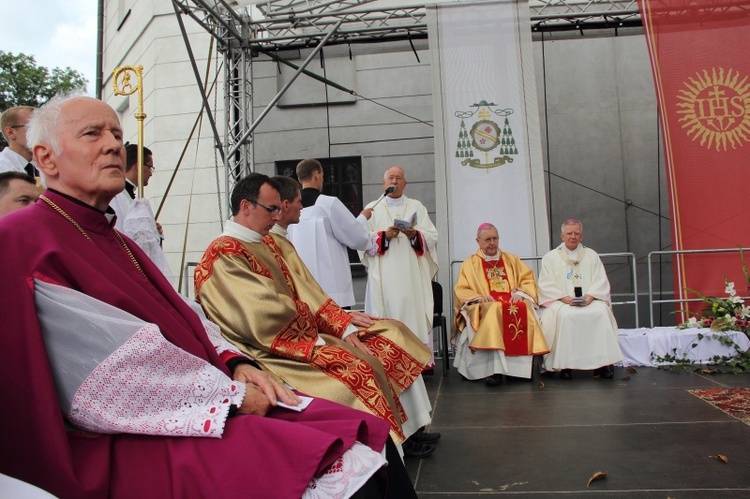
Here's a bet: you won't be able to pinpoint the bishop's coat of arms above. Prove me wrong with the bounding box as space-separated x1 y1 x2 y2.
455 100 518 170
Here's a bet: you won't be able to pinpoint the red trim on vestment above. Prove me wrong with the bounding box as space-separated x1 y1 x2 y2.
316 299 353 338
270 300 318 362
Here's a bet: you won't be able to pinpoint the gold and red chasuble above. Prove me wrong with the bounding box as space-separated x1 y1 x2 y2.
453 252 549 357
480 258 530 356
265 233 430 392
196 235 431 444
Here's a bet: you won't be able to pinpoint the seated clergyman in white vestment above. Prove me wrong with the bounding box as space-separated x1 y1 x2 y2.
537 219 623 379
453 224 549 386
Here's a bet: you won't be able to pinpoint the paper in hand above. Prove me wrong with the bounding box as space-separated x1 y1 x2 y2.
277 395 314 412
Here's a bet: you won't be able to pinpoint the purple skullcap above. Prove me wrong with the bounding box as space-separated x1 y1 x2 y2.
477 223 494 232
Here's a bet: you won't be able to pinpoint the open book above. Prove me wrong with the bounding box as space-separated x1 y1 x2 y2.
394 212 417 231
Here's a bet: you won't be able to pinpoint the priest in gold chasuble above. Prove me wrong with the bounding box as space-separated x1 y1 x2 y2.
196 174 426 443
267 175 433 440
453 224 548 381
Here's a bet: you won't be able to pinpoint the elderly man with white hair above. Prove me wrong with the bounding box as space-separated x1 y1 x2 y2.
537 218 623 379
0 93 409 498
453 223 549 386
360 166 439 369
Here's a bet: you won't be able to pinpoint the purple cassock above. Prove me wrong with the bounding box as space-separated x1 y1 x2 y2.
0 189 389 498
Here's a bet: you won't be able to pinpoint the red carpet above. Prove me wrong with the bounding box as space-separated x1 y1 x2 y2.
690 387 750 426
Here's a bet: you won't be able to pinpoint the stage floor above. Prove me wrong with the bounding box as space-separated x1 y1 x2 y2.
409 361 750 497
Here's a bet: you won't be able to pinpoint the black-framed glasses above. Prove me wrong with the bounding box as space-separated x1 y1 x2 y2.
251 200 281 215
9 125 26 129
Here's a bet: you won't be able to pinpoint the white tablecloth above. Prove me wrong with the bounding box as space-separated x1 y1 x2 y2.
617 327 750 367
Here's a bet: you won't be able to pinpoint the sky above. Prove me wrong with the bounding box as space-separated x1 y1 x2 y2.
3 0 98 95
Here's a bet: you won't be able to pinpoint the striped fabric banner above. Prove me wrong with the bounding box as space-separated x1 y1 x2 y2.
430 0 548 271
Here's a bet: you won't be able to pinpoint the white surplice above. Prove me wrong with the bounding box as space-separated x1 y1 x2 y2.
111 189 172 280
0 147 36 173
34 278 386 497
537 243 623 371
360 195 438 345
288 194 371 308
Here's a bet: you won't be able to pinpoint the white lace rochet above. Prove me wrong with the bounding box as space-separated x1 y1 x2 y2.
34 279 245 438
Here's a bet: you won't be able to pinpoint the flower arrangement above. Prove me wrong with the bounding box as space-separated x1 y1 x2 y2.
678 249 750 336
654 249 750 373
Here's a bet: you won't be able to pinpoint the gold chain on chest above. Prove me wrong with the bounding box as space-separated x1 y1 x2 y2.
484 259 507 287
40 195 145 276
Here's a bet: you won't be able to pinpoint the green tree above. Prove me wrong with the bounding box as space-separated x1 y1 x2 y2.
0 50 88 148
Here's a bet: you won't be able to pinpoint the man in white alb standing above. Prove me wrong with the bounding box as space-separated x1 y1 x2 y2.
360 166 439 370
288 158 373 309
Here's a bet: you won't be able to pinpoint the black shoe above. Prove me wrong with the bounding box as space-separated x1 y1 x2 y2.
594 366 614 379
560 369 573 379
485 373 504 386
410 428 441 444
403 439 435 459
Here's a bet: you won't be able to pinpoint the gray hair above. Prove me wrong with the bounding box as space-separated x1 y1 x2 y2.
560 218 583 233
383 166 406 181
27 91 88 155
476 223 498 239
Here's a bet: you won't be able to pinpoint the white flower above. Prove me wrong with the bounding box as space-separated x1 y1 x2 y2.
740 305 750 319
725 314 737 325
730 295 744 304
725 282 736 296
686 317 700 328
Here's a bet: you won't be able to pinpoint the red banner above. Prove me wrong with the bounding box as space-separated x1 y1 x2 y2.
638 0 750 320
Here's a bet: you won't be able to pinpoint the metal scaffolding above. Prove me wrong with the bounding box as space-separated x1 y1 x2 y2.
170 0 645 195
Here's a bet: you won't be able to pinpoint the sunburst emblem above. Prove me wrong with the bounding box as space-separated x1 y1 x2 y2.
676 67 750 151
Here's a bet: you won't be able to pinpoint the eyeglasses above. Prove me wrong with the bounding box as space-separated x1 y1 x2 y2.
9 125 26 129
251 200 281 215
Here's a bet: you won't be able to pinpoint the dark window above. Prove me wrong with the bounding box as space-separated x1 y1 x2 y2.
275 156 365 275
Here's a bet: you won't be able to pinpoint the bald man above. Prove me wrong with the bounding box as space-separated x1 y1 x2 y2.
360 166 439 370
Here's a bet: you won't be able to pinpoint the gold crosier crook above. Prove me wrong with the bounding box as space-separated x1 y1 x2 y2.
112 65 146 199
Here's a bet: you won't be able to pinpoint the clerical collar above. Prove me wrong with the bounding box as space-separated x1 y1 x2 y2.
563 244 581 257
42 189 117 232
48 188 116 223
300 187 321 208
480 250 500 262
270 224 288 239
222 219 263 243
124 179 136 199
385 195 404 207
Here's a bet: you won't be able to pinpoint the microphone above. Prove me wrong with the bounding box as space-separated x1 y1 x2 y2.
371 185 396 208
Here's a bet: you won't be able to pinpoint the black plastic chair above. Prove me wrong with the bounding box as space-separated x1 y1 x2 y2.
431 281 450 377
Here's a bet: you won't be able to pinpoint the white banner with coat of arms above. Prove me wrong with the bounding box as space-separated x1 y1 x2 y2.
429 0 549 280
